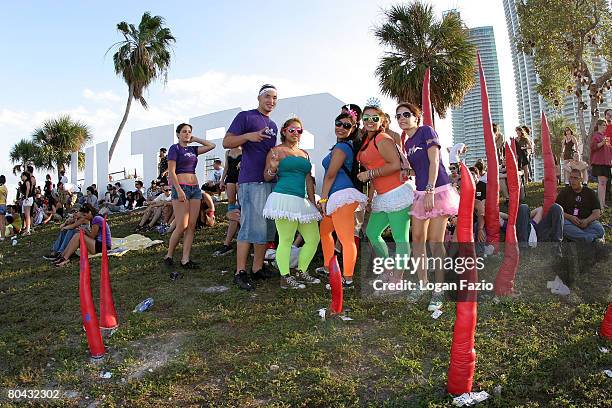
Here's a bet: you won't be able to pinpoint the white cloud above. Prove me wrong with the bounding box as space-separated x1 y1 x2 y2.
83 88 122 103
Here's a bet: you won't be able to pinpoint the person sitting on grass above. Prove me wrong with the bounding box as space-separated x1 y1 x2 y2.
53 204 111 267
4 205 23 237
202 159 224 198
134 185 172 232
197 190 216 228
556 169 604 242
44 210 83 260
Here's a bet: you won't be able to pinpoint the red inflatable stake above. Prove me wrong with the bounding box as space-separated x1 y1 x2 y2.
422 67 434 128
601 303 612 340
329 255 343 315
541 112 557 216
477 52 500 247
79 230 105 359
447 163 478 395
99 217 118 330
495 143 520 295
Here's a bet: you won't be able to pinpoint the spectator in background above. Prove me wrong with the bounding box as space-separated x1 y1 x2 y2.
213 146 242 257
134 185 172 232
203 159 224 197
44 210 82 260
563 151 588 185
20 171 34 235
5 205 22 236
561 127 579 183
134 180 146 197
58 170 68 185
158 147 168 184
493 123 505 160
44 174 53 198
557 169 604 242
590 119 611 209
0 175 7 241
515 126 533 183
85 186 98 209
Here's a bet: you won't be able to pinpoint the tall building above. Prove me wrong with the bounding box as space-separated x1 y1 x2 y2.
503 0 611 179
451 26 504 166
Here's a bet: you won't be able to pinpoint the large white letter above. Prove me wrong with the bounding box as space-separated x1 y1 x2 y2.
131 124 174 184
84 146 95 188
96 141 109 192
70 152 78 185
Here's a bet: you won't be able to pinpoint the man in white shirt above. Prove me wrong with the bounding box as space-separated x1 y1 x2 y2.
203 159 224 197
134 185 172 232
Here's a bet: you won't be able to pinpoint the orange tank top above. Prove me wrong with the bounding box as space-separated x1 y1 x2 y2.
358 132 402 194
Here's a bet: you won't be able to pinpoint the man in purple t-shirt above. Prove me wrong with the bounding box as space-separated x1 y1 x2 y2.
223 84 278 291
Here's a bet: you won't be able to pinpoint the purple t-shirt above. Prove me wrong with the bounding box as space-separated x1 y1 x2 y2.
227 109 278 183
92 215 112 247
167 144 198 174
404 125 450 191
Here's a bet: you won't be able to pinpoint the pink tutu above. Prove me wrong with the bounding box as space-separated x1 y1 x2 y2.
411 183 459 220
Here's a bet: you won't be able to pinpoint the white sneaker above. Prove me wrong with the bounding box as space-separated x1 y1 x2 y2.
281 276 305 289
427 291 444 311
296 270 321 284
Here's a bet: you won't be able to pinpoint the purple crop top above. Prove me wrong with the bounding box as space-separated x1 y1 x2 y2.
167 144 198 174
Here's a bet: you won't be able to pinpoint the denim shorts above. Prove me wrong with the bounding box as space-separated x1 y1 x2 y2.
171 184 203 200
237 182 276 244
0 205 6 216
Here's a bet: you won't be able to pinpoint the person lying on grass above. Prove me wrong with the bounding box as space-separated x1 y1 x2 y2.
54 203 111 267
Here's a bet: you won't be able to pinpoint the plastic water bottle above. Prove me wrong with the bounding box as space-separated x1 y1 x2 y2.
133 298 154 313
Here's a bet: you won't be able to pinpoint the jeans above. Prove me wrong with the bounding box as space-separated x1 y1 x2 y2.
53 228 76 253
516 203 563 244
563 219 605 242
237 182 275 244
171 184 202 200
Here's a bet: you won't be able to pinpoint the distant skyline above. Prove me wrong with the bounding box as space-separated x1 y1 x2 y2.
0 0 518 194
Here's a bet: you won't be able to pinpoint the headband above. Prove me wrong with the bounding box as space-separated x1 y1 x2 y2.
259 84 277 96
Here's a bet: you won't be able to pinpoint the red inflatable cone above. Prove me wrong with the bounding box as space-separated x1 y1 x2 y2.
99 217 118 330
600 303 612 340
329 255 343 315
79 230 105 359
447 163 478 395
477 52 500 247
422 67 434 128
541 112 557 216
495 143 520 296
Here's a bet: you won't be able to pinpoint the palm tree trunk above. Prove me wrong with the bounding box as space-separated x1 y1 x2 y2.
109 86 134 161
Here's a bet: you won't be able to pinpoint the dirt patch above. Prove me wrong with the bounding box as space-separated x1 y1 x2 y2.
125 331 187 380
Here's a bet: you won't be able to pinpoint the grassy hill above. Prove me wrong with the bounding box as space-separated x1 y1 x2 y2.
0 183 610 407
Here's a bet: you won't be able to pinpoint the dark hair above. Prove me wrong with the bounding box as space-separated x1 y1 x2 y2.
280 117 303 143
469 166 478 175
396 102 423 125
334 113 357 140
0 175 5 185
474 160 486 174
176 123 192 134
135 180 143 187
27 165 34 173
159 147 167 153
21 171 31 180
214 159 222 164
60 170 65 175
341 104 362 121
605 108 612 116
79 203 97 216
259 84 277 94
86 186 94 194
521 125 531 135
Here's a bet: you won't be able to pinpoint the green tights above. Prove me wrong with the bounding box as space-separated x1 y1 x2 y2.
275 219 320 276
366 208 411 260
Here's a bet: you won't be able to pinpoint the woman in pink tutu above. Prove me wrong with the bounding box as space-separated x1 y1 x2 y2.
398 102 459 311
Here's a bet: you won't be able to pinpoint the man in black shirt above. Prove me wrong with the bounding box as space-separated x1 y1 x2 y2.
556 169 604 242
158 148 168 184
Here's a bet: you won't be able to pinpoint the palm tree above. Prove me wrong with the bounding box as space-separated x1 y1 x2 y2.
374 2 476 119
107 12 176 161
31 115 93 178
9 139 40 175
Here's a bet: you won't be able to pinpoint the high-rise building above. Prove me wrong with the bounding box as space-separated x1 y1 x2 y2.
451 26 504 166
503 0 610 179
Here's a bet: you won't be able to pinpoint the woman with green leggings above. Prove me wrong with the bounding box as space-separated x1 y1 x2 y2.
356 105 413 264
263 117 322 289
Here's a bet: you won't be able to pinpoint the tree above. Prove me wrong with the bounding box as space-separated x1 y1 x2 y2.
516 0 612 160
374 2 476 118
107 12 176 161
9 139 40 175
10 115 92 179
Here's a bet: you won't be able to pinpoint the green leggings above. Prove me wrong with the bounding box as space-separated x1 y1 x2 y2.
275 219 320 276
366 208 410 259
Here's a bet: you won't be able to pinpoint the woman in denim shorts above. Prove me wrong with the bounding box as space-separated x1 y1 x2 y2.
163 123 216 269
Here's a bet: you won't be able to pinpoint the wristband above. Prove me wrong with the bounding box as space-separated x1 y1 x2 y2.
206 210 215 216
319 198 328 203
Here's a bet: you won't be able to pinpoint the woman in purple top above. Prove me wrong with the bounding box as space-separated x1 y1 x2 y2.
163 123 216 269
54 204 111 267
398 102 459 310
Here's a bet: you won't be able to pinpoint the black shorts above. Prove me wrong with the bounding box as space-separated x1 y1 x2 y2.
591 164 611 178
95 240 110 254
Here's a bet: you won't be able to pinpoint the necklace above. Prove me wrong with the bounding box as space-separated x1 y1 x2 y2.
257 109 271 130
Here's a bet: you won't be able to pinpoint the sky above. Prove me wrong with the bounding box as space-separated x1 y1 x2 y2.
0 0 517 197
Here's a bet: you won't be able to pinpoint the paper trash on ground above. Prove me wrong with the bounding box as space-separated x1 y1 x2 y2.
452 391 490 406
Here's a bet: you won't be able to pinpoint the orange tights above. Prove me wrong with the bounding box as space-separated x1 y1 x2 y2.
320 202 358 277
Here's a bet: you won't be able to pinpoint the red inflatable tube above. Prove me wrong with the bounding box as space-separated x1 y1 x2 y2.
329 255 343 315
422 67 433 128
447 163 478 395
79 230 105 359
495 143 520 296
99 217 118 330
601 303 612 340
477 52 500 247
541 112 557 216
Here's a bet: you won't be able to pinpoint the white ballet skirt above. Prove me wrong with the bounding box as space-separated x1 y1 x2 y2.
371 182 414 213
263 192 322 223
326 187 368 216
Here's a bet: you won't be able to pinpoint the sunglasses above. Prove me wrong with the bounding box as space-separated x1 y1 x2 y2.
286 127 303 134
362 115 380 123
335 120 353 130
395 111 413 120
164 189 170 192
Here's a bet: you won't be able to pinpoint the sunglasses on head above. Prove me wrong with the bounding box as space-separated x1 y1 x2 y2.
395 111 413 120
286 127 303 134
335 120 353 130
362 115 380 123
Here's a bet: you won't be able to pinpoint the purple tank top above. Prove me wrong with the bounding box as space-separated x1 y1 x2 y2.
167 144 198 174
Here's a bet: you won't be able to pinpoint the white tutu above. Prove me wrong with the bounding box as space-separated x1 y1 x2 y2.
372 182 414 213
326 187 368 216
263 192 322 223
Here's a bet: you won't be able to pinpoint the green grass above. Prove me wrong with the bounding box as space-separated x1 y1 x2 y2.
0 184 611 407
